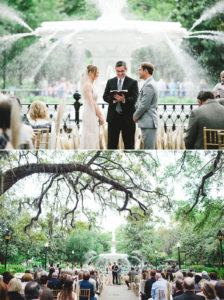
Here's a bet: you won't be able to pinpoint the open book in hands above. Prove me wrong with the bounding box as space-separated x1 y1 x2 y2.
110 90 128 101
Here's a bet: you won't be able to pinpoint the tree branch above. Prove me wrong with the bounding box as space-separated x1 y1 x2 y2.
184 151 222 214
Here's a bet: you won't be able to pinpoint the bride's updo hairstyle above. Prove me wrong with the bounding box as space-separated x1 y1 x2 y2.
87 65 98 79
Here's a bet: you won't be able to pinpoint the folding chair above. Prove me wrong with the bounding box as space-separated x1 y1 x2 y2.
78 289 90 300
203 127 224 149
32 127 50 149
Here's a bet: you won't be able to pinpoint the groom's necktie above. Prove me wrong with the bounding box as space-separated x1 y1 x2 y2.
116 78 123 114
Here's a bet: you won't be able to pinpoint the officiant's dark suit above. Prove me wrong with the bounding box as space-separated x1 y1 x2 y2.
103 62 139 149
112 263 118 285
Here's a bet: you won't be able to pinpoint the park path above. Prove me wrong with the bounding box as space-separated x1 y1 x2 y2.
99 284 139 300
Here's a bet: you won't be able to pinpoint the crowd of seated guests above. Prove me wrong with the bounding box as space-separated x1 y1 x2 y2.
139 266 224 300
0 263 102 300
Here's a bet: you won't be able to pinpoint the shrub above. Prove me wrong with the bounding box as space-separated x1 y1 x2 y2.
0 264 26 275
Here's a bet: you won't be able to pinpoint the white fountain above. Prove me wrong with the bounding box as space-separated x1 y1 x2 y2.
35 0 187 80
97 230 129 265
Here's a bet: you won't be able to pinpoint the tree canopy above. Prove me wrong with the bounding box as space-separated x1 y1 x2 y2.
0 150 224 268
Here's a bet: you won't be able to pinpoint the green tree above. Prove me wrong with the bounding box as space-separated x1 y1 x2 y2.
66 230 110 263
171 0 224 82
57 0 100 19
127 0 175 21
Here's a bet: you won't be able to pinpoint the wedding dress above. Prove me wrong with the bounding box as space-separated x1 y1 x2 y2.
108 265 113 286
80 73 100 150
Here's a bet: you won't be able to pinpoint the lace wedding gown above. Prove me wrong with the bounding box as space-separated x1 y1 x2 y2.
80 83 100 149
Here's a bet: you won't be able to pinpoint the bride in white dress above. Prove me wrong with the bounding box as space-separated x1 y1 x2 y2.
80 65 104 149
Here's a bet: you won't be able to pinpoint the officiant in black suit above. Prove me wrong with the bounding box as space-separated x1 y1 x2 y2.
103 61 139 149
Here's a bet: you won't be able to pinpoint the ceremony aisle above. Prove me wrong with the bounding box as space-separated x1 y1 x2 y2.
99 284 139 300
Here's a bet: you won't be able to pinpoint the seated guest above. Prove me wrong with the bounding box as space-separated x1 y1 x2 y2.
79 271 96 300
187 272 194 278
166 271 174 282
74 272 83 292
213 71 224 98
40 275 53 300
29 101 52 128
0 96 33 149
3 272 13 286
8 96 34 148
173 279 184 298
195 275 202 292
184 91 224 149
202 271 209 280
29 100 55 148
209 272 218 286
151 273 169 300
201 282 217 300
8 278 25 300
25 281 42 300
125 267 138 288
175 272 184 281
57 279 75 300
0 281 8 300
198 279 209 297
215 280 224 300
47 272 61 290
0 100 18 149
89 271 97 293
174 277 205 300
141 270 156 300
21 273 33 294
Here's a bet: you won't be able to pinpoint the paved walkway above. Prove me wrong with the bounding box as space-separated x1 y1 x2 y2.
99 284 139 300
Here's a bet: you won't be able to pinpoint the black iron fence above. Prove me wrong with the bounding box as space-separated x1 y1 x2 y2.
1 88 197 130
19 93 197 131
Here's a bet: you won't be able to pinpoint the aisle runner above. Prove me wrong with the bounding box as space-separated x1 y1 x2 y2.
99 284 139 300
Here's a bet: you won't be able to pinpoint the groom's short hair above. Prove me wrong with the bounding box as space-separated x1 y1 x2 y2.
116 61 127 69
141 62 154 75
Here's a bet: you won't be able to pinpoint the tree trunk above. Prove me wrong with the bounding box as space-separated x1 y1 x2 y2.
2 48 7 89
19 61 23 86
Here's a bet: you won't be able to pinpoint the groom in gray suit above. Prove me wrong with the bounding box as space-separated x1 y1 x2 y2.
133 62 158 149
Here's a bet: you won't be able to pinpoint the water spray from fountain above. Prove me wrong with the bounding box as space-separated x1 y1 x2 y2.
165 35 203 87
190 0 224 31
97 0 126 20
31 32 76 80
0 32 35 49
187 33 224 45
0 3 33 32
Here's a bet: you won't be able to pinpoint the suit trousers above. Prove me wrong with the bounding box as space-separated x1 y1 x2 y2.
117 274 121 285
108 112 136 149
141 128 157 149
113 272 118 284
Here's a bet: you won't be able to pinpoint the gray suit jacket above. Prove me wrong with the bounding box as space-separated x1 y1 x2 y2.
184 99 224 149
133 77 158 129
117 266 122 275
